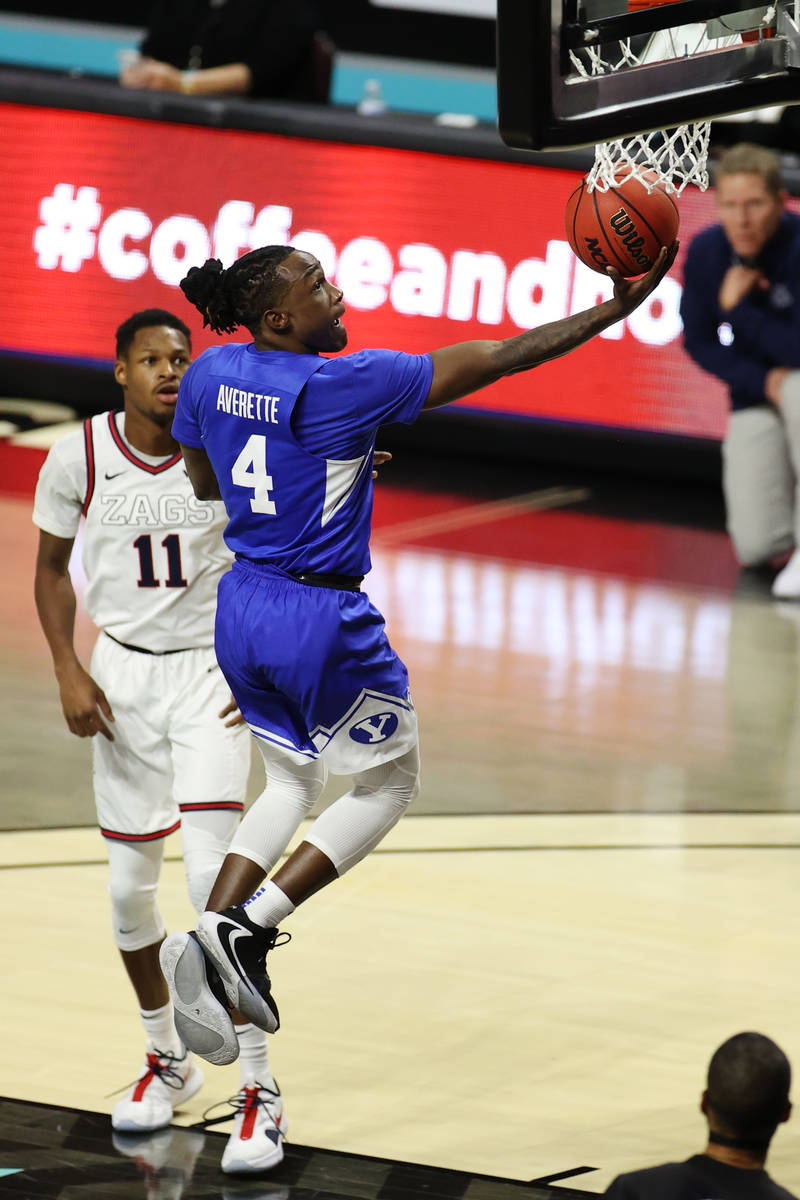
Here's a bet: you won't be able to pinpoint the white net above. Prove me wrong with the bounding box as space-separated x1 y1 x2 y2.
569 20 745 194
588 122 711 195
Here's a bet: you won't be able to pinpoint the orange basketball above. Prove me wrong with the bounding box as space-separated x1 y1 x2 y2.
565 172 679 278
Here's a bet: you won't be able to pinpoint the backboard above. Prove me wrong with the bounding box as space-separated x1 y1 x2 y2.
497 0 800 151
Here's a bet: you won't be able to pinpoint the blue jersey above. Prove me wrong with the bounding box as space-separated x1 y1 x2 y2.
172 343 432 576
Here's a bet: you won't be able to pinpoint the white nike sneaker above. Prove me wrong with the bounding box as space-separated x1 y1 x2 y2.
221 1081 286 1174
160 930 239 1066
111 1047 204 1132
772 550 800 598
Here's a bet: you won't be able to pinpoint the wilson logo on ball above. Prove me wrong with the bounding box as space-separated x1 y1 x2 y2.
608 207 651 270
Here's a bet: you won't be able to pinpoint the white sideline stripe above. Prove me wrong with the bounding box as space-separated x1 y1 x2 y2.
372 486 591 545
6 813 800 869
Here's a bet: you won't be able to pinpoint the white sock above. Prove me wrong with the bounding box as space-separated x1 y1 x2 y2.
236 1022 274 1088
241 880 295 929
140 1001 183 1057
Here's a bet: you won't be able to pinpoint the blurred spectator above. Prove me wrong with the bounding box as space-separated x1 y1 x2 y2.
604 1032 795 1199
119 0 324 101
681 144 800 597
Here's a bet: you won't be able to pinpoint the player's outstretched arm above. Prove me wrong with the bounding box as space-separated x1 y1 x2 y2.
424 242 678 410
34 531 114 740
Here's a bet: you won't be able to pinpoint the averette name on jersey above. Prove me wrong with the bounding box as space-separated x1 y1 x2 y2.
216 384 281 423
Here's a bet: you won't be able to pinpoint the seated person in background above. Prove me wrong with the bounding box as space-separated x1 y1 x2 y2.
605 1031 796 1199
680 144 800 597
119 0 321 100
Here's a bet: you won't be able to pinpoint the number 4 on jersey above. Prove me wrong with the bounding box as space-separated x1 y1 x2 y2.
232 434 276 515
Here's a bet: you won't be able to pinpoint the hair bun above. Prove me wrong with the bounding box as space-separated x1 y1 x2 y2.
180 258 239 333
180 258 224 310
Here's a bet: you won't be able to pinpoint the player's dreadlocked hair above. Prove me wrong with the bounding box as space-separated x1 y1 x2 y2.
180 246 296 336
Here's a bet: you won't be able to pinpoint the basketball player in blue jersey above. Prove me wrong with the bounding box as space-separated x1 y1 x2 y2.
160 240 678 1061
33 310 288 1174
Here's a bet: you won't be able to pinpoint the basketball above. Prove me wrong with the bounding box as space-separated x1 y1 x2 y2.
565 172 679 277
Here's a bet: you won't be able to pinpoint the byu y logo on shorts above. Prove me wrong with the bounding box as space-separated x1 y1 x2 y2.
349 712 399 744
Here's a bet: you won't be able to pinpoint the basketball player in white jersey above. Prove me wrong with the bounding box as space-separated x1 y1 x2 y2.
33 310 285 1174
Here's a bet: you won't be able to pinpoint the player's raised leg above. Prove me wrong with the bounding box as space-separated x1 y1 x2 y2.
161 747 328 1036
194 743 420 1035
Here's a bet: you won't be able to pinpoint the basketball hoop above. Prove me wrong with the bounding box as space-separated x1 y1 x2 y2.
587 120 711 196
570 0 777 195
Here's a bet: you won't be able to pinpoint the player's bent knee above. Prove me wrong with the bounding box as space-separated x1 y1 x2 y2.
303 744 422 876
106 839 165 951
354 744 421 809
107 876 164 951
227 748 328 874
392 745 421 808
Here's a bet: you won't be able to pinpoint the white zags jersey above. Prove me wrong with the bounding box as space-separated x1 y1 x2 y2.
32 411 232 652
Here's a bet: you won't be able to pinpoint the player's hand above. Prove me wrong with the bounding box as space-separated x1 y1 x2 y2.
372 450 392 479
608 241 679 315
718 264 766 312
57 663 115 740
219 695 246 727
120 57 183 92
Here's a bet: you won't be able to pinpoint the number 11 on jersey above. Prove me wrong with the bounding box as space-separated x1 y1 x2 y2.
231 434 276 515
133 534 187 588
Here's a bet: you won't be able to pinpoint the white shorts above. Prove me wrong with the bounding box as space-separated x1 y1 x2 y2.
90 633 250 841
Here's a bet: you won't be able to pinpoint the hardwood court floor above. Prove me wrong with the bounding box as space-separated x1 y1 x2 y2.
2 434 800 1197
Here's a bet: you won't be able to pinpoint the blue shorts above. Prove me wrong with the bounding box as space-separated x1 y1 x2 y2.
215 559 418 773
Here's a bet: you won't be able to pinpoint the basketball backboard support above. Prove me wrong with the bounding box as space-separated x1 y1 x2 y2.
497 0 800 151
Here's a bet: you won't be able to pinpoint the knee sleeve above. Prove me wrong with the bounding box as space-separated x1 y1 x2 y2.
228 746 328 874
107 838 165 952
181 808 240 913
305 744 420 875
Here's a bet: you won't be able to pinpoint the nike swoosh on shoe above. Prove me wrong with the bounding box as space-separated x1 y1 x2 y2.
218 922 262 997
